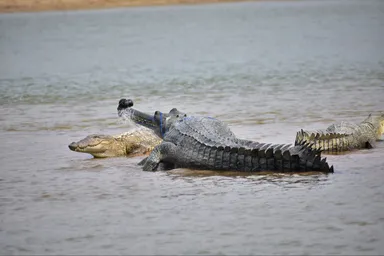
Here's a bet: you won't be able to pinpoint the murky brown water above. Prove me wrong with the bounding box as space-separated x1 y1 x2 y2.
1 0 384 254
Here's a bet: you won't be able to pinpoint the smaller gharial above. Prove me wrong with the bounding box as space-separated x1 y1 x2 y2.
295 113 384 153
68 128 162 158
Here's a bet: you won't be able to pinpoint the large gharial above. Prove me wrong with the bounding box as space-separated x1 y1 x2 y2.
68 128 162 158
117 99 334 173
295 113 384 153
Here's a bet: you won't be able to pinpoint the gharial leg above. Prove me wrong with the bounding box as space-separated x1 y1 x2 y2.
138 157 148 166
142 142 177 172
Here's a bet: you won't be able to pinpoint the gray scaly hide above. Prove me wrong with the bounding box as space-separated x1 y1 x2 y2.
143 115 333 173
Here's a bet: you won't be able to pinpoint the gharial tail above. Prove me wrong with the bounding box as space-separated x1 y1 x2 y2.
295 129 352 153
287 140 334 173
193 140 333 173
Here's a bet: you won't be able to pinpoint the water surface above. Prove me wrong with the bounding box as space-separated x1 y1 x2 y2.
1 0 384 254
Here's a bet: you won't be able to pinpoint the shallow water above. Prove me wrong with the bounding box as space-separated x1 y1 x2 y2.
1 0 384 255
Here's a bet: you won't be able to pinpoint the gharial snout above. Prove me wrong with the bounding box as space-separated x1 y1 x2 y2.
68 142 78 151
118 98 134 110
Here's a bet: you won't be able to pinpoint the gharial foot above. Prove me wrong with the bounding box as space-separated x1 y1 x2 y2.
143 160 160 172
141 142 177 172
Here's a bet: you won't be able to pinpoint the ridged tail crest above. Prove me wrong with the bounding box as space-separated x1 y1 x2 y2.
293 140 333 172
295 129 351 152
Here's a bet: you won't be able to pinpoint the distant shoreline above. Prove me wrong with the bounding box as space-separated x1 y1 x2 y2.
0 0 258 14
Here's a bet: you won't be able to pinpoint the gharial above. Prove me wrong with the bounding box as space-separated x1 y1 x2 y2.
117 98 334 173
68 128 162 158
295 113 384 153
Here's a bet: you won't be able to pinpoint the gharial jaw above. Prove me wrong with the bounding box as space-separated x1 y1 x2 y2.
68 134 126 158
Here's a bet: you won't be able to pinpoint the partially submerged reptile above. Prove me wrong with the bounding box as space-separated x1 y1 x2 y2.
295 113 384 153
117 99 334 173
68 128 162 158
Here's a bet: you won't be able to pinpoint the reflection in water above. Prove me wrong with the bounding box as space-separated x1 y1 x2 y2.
1 0 384 255
166 169 330 190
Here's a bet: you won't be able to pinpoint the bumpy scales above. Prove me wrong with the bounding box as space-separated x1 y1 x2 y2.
117 99 333 173
68 128 162 158
295 113 384 153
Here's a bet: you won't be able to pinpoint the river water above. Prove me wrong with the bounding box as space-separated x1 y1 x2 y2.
1 0 384 254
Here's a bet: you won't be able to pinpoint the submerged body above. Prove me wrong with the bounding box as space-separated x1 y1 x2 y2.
68 128 162 158
117 99 333 173
295 114 384 153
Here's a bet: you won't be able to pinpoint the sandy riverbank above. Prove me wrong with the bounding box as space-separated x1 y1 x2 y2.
0 0 256 13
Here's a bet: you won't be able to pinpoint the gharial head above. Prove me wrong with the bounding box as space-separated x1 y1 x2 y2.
117 98 187 138
68 134 122 158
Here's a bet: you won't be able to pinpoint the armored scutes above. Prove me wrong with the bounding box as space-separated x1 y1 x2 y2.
117 99 334 173
68 128 162 158
295 113 384 153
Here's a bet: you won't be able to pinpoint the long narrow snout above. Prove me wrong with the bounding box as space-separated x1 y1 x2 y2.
68 142 78 151
117 98 163 135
